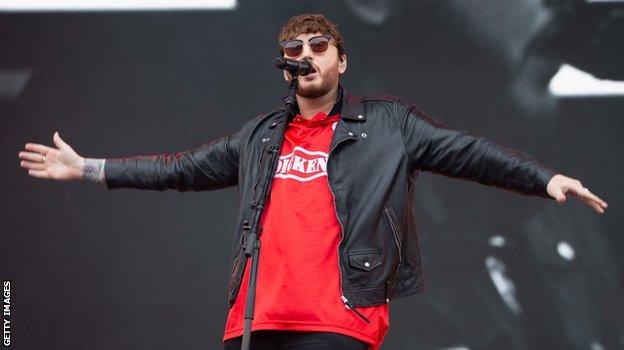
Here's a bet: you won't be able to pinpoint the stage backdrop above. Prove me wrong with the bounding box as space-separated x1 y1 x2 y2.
1 1 622 349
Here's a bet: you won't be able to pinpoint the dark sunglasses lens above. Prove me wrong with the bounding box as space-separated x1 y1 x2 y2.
309 37 330 52
283 41 303 56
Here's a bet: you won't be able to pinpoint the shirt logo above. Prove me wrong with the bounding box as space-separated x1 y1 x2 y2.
274 146 328 182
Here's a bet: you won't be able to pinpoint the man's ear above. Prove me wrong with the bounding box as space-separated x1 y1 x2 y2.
338 54 347 74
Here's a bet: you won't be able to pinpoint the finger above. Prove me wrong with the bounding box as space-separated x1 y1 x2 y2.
588 198 607 210
552 187 566 203
575 193 607 214
20 160 46 170
580 196 602 213
590 201 604 214
19 151 46 162
53 131 72 152
591 195 608 208
24 143 53 154
589 192 608 208
573 187 608 208
28 169 50 179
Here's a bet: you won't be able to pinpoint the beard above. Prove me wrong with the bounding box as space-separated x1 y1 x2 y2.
295 64 340 99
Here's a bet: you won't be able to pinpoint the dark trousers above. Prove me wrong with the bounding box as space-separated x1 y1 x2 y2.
223 330 369 350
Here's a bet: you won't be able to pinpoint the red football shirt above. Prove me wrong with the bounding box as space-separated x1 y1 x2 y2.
222 111 389 349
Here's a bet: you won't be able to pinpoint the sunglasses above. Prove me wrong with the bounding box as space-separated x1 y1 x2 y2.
280 35 334 57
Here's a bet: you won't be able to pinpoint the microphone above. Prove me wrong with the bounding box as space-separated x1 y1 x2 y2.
273 57 314 76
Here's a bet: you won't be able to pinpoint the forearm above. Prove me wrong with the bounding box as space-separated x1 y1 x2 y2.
421 131 558 198
101 135 239 192
102 153 201 191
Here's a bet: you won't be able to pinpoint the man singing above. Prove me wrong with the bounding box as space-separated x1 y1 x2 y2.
18 13 607 350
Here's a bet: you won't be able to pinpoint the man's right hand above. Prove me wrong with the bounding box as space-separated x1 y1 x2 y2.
18 131 85 181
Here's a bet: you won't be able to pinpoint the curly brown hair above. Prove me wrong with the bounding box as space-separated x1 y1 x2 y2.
278 13 345 59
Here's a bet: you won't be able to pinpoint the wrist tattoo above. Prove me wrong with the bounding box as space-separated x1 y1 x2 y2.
84 158 105 183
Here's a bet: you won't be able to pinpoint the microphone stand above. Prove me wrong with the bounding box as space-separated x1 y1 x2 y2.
240 74 300 350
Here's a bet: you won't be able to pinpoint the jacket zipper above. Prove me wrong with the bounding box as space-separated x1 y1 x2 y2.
228 259 245 306
228 118 285 307
327 127 370 324
385 207 403 273
231 256 240 276
341 296 370 323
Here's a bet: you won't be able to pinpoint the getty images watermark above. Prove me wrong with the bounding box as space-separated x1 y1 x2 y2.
3 280 10 347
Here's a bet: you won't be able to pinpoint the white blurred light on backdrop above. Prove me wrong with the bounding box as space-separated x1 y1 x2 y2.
0 0 236 11
549 63 624 97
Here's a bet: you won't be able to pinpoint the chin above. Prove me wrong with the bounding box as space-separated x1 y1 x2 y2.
297 81 331 99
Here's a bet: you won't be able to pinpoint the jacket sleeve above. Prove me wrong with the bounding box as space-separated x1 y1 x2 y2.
396 99 559 199
103 127 243 192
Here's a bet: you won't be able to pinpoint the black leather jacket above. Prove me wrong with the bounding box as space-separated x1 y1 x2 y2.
103 87 557 318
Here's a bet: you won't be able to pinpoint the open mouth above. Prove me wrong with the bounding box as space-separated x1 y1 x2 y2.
303 71 318 81
304 65 319 79
308 62 319 75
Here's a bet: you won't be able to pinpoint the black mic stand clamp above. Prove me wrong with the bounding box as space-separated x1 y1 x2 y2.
239 73 301 350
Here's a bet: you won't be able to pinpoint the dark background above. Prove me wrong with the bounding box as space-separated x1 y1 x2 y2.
1 1 623 349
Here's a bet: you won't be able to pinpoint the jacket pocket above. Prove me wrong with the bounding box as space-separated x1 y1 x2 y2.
384 207 403 265
348 249 382 271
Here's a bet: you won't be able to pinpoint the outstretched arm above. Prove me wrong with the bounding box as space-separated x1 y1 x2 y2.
396 100 608 214
19 128 242 192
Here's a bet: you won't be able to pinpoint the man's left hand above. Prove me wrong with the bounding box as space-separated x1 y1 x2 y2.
546 174 608 214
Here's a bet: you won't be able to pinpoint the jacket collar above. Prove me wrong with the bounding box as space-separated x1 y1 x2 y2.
339 87 365 121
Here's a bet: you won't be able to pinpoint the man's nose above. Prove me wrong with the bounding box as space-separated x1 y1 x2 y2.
300 42 314 61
